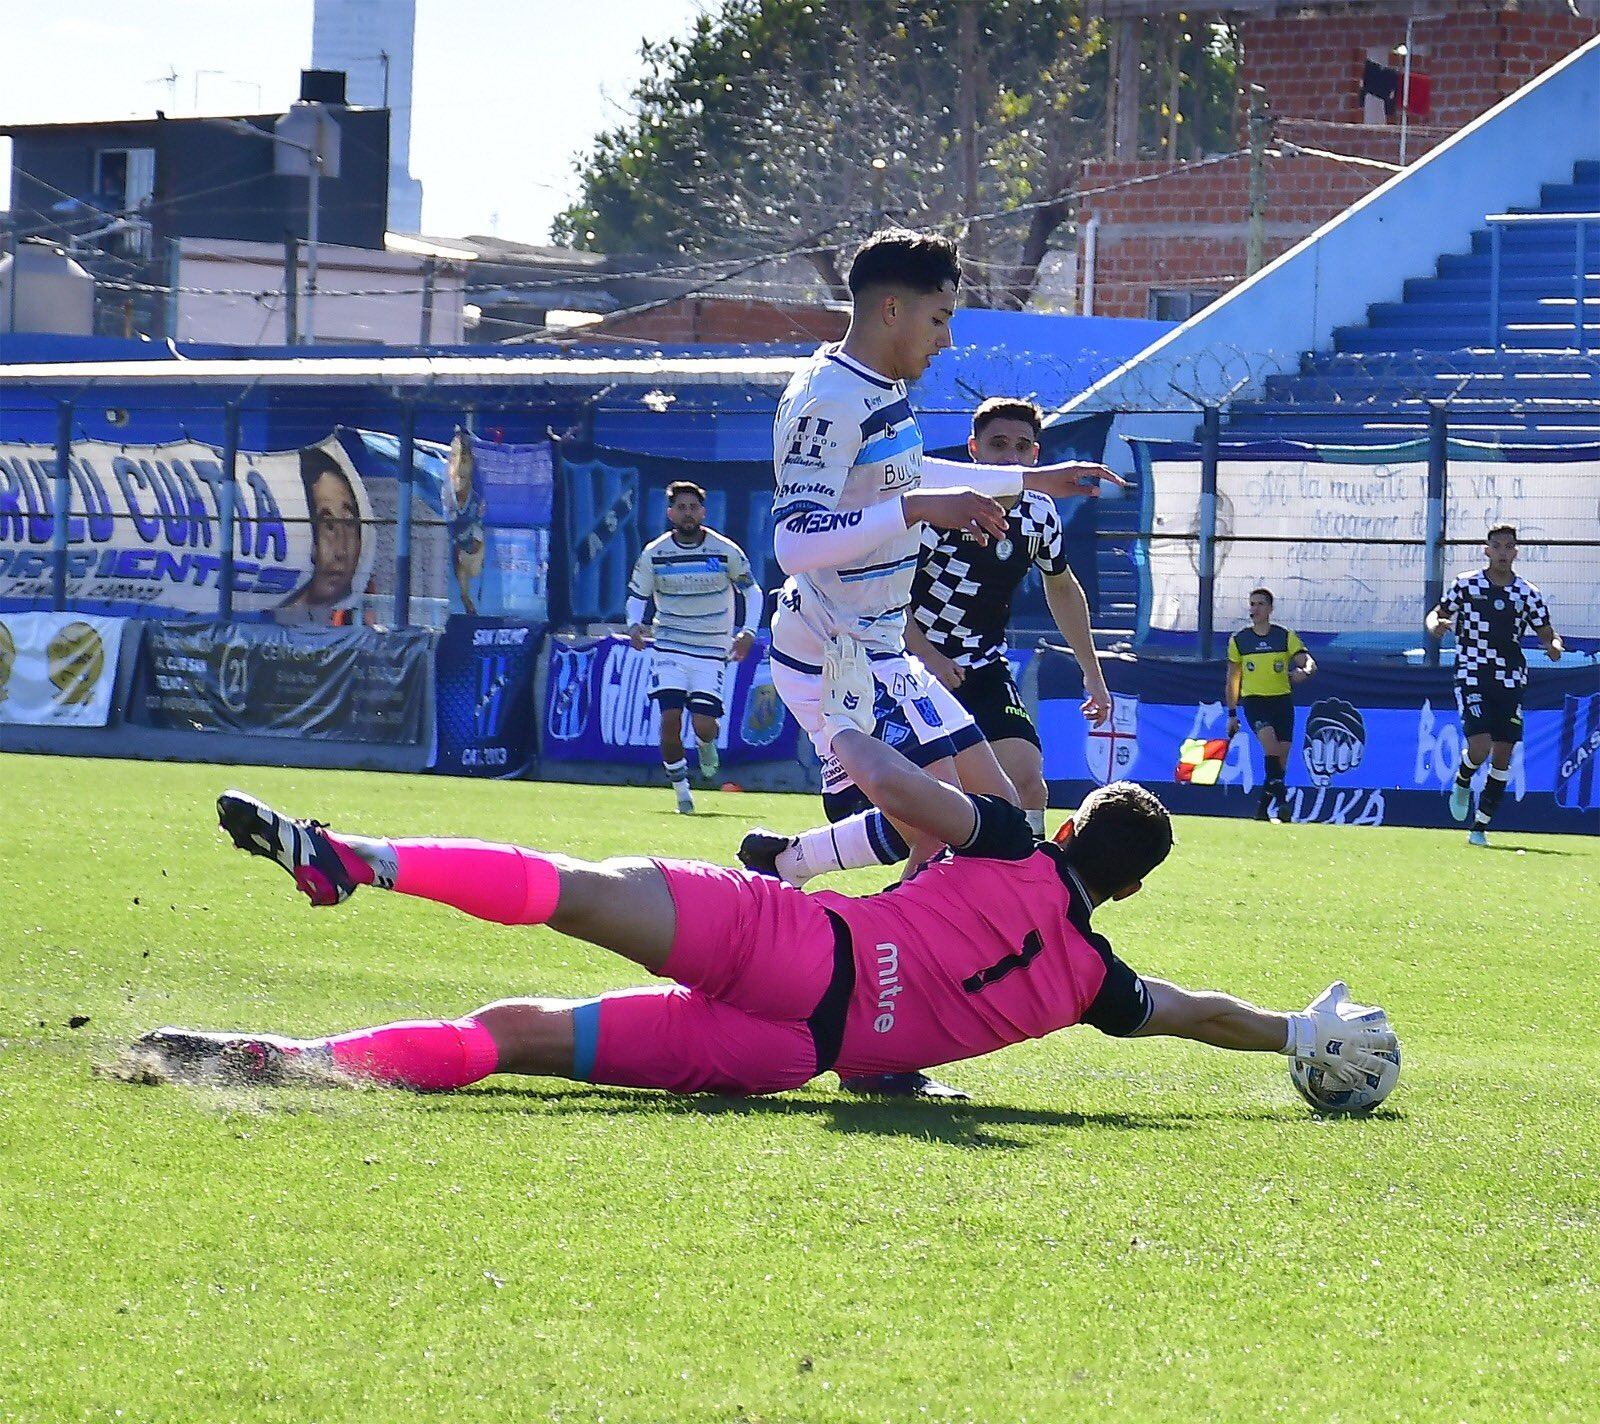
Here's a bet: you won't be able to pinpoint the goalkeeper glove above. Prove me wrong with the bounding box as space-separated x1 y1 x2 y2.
1281 981 1398 1089
820 634 877 751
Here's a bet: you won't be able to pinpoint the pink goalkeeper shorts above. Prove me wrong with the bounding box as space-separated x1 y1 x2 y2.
578 859 848 1096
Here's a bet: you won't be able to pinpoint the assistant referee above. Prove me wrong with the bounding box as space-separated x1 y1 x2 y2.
1225 588 1316 821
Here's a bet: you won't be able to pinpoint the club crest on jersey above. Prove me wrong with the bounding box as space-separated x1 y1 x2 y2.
994 537 1013 561
1085 693 1139 784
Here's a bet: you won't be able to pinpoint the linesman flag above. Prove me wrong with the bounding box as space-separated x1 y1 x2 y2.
1175 737 1229 785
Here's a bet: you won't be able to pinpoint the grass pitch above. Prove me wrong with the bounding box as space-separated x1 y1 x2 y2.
1 753 1597 1423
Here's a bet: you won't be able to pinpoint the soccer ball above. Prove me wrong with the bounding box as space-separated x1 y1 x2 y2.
1289 1041 1401 1114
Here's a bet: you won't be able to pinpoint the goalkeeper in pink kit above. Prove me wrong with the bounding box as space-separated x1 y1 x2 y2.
136 642 1397 1102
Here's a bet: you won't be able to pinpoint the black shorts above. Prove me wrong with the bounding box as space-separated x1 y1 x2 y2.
1456 681 1524 743
1241 694 1295 745
952 659 1040 750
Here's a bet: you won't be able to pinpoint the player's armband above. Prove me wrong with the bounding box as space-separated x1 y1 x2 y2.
954 795 1037 860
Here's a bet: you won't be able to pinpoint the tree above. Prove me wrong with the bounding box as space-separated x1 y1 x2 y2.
553 1 1236 310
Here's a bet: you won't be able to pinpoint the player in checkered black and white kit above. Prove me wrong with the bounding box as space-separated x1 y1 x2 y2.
1425 524 1565 845
904 398 1113 838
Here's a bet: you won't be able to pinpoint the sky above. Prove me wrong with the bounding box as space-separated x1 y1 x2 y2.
0 0 705 242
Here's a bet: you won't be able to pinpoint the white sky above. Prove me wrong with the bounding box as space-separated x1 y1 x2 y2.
0 0 705 242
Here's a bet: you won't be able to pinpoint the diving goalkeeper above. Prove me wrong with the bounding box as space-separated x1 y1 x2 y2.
135 641 1396 1102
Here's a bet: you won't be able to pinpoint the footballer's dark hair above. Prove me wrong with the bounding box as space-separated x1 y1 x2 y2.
666 480 706 504
1058 780 1173 900
1487 523 1518 542
847 229 961 298
972 397 1043 440
1249 587 1275 605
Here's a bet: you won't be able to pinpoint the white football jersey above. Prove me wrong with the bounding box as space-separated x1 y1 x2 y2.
627 527 754 659
771 346 925 650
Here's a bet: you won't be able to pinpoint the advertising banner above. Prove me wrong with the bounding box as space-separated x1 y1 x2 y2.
448 433 553 621
1038 650 1600 833
133 621 434 743
0 435 375 621
1133 438 1600 639
433 617 544 777
0 611 124 727
542 633 795 766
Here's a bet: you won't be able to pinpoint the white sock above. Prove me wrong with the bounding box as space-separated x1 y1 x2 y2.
1024 808 1046 836
664 758 689 788
774 812 886 885
331 832 398 888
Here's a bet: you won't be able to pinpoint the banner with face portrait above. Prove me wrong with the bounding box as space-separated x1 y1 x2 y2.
0 435 375 621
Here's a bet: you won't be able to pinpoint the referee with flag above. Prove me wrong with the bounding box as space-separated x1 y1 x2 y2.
1225 588 1316 822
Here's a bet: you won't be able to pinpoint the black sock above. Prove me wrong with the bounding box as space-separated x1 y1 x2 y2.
1455 755 1481 791
1475 767 1509 827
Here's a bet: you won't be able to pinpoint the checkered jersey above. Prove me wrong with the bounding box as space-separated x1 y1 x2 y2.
910 491 1070 667
1437 570 1551 688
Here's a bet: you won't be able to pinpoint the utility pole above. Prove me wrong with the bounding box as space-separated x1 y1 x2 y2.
1246 84 1271 276
958 2 985 303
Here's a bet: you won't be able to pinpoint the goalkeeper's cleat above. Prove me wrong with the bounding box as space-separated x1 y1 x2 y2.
1283 980 1399 1091
1448 782 1472 822
217 789 359 907
134 1028 293 1086
841 1071 971 1102
1468 828 1489 848
737 827 795 881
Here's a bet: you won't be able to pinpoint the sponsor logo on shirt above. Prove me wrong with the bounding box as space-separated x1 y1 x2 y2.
872 941 903 1033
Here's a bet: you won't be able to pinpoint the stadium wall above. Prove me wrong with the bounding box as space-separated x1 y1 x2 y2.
1058 31 1600 465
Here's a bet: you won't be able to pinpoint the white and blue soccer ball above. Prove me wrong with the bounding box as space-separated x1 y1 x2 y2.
1289 1041 1401 1114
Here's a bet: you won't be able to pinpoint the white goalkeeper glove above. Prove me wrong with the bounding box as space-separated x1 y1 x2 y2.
820 634 877 751
1281 981 1398 1089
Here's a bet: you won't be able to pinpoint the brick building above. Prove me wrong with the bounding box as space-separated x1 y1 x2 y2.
1080 0 1600 319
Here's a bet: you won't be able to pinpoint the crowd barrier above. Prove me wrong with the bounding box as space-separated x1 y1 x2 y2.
2 609 1592 833
1036 645 1599 833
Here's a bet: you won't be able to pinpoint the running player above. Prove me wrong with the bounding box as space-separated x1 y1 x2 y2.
626 481 762 814
753 228 1121 884
905 397 1113 837
1225 589 1316 822
134 640 1397 1104
1425 525 1564 846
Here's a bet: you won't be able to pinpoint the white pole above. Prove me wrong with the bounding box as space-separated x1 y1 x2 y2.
306 154 321 345
1082 216 1100 317
1399 19 1415 166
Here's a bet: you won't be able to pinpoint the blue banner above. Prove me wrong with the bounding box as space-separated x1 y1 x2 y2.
1037 650 1600 833
432 617 544 777
543 632 796 767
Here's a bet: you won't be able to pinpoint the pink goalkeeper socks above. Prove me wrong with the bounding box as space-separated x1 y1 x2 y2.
327 837 563 925
322 1016 499 1091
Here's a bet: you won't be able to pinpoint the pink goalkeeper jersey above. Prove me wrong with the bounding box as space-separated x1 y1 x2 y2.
816 845 1144 1077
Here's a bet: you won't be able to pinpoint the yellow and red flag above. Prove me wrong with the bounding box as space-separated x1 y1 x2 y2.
1175 737 1229 785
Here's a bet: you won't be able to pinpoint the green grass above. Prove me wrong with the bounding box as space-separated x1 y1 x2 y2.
1 753 1597 1423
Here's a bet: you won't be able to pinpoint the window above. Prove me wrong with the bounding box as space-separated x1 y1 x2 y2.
93 147 155 257
1147 288 1220 322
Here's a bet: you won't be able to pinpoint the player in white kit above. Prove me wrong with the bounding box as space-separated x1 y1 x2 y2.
748 229 1121 886
627 481 762 814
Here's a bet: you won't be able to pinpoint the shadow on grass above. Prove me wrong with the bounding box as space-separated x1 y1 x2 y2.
1472 843 1574 856
424 1083 1380 1149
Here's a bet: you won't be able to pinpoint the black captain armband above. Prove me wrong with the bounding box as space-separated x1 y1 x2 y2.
954 795 1038 861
